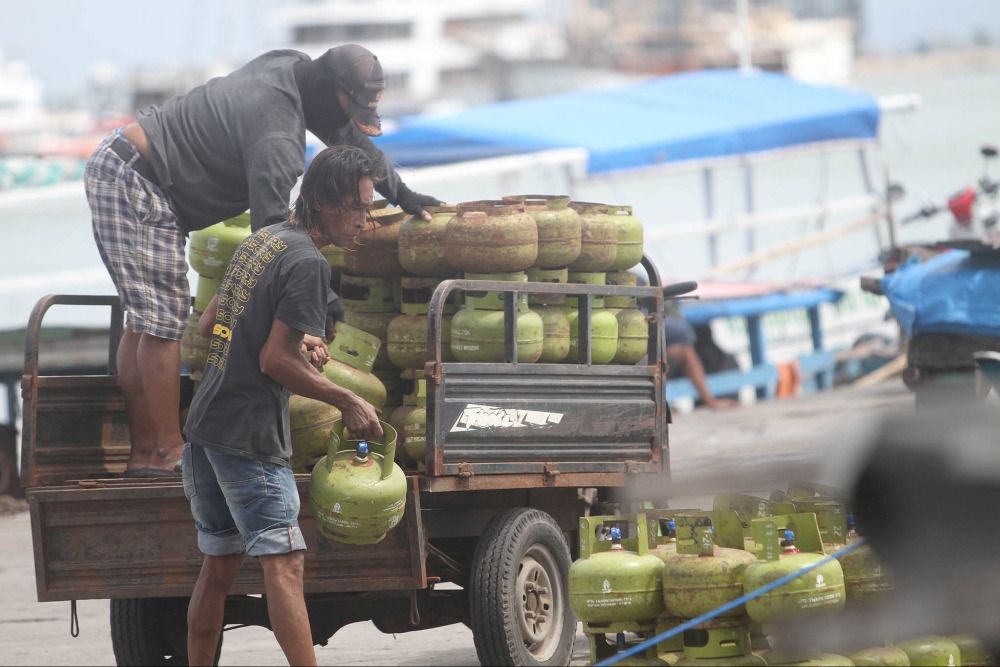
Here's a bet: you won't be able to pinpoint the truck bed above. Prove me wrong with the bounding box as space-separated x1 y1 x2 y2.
22 268 670 603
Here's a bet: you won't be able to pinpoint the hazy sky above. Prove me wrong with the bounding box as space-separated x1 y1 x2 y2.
1 0 997 103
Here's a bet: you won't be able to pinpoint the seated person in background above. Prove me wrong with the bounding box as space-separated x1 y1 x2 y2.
665 313 740 411
633 270 739 411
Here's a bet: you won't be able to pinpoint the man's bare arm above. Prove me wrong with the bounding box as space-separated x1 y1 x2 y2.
259 318 382 440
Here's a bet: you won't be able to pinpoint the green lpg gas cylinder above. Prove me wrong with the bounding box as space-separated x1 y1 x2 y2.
526 266 569 305
193 274 222 313
604 271 637 309
743 514 846 626
397 205 457 277
342 309 397 372
340 274 399 313
675 653 767 666
374 369 404 417
386 276 455 369
388 407 417 467
848 645 912 666
341 274 400 372
799 503 894 610
531 305 571 363
445 200 538 273
567 202 618 272
674 618 766 665
603 271 648 365
564 272 618 364
758 650 855 666
310 420 406 545
526 270 572 361
343 206 407 277
390 370 426 468
180 312 209 371
450 272 544 363
320 243 348 274
606 205 644 271
569 516 665 625
503 194 582 270
840 520 893 609
289 394 341 472
713 493 773 553
661 512 755 619
897 636 961 667
950 634 993 666
647 508 719 565
610 307 648 365
188 213 251 278
323 322 387 413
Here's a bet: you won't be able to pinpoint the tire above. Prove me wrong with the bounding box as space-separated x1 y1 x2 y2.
110 597 221 666
469 508 576 666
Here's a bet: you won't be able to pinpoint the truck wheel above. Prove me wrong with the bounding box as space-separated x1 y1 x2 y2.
469 508 575 666
110 597 221 666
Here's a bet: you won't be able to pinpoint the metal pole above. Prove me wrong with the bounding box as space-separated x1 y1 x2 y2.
704 168 718 267
736 0 753 73
743 160 756 271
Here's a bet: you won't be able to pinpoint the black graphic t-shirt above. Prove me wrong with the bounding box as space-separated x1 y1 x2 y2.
184 220 330 466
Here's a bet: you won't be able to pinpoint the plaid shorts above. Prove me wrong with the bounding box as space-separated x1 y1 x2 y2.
85 132 190 340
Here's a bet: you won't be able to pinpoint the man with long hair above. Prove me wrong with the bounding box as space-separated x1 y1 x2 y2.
182 146 384 665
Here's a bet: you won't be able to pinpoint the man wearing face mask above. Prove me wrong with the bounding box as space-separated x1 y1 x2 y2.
85 44 439 478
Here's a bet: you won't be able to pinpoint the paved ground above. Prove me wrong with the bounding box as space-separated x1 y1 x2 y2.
0 379 915 666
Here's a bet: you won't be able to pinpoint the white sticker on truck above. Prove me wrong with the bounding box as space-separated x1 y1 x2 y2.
450 404 564 432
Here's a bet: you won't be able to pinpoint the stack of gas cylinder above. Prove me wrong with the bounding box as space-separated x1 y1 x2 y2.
568 487 995 666
305 195 651 473
182 198 657 515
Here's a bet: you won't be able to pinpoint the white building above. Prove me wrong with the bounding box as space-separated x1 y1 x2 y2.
0 53 45 154
271 0 568 114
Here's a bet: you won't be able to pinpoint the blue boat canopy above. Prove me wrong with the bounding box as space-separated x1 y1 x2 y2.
373 69 881 175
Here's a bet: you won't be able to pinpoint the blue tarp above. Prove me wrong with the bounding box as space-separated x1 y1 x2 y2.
881 250 1000 338
373 69 881 174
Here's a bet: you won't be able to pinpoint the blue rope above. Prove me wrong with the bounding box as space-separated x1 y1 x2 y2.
594 539 867 666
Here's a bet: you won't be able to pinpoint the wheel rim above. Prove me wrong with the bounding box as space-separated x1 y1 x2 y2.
515 544 564 661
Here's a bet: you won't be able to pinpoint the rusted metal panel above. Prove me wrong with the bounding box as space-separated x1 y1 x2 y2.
21 295 126 488
427 365 663 477
23 376 131 486
28 476 426 602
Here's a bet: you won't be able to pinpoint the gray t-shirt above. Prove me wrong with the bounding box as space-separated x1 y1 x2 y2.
185 221 330 466
137 49 401 233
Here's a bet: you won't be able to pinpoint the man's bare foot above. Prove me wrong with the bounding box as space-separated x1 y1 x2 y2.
707 398 741 410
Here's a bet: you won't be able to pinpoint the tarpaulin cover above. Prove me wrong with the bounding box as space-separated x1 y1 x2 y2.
373 69 881 174
881 249 1000 337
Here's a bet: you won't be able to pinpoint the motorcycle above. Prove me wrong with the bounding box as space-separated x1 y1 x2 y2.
865 144 1000 405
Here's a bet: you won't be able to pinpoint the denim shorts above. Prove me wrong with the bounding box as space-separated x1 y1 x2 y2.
181 441 306 557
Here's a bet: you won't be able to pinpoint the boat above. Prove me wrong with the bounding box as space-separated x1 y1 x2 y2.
366 67 917 402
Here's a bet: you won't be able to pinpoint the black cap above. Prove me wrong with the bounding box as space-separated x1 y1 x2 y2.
320 44 384 136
